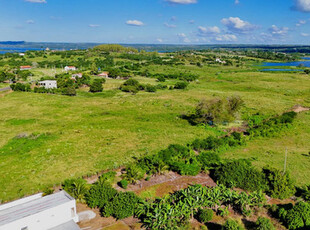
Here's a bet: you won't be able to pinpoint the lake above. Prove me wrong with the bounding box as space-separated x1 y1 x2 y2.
263 57 310 67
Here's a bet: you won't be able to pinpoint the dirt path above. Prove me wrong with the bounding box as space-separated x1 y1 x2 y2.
291 105 310 113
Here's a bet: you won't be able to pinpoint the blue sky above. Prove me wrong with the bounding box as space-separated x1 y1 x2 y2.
0 0 310 44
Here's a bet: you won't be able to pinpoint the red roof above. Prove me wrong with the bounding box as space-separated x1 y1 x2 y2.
20 66 32 68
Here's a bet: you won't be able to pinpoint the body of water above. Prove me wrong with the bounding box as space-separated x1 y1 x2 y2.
263 57 310 67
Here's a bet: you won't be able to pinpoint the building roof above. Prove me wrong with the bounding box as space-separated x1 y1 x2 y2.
49 220 81 230
0 191 74 226
20 66 32 68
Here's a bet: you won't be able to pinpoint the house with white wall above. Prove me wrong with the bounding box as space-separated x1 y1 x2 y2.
38 80 57 89
0 191 80 230
64 66 77 71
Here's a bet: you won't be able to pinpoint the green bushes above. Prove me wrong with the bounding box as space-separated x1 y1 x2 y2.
196 208 213 223
263 167 296 199
102 192 140 219
255 217 275 230
189 96 244 125
174 81 189 89
10 83 31 92
62 178 88 201
145 84 157 92
222 219 244 230
62 85 76 96
85 183 118 209
89 79 104 92
213 160 268 192
120 78 140 93
119 179 128 189
274 202 310 230
34 87 56 94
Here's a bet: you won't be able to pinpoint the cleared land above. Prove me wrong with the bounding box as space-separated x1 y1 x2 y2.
0 62 310 202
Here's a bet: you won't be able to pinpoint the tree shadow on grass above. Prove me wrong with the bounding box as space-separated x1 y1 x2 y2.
205 222 222 230
242 218 256 230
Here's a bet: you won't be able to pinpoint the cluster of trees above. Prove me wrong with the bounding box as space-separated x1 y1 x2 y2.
10 83 31 92
270 201 310 230
187 96 244 125
92 44 138 53
141 72 199 82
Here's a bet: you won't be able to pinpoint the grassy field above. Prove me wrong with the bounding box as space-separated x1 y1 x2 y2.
1 63 310 201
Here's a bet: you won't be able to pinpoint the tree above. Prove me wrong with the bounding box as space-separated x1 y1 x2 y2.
62 85 76 96
174 81 189 89
222 219 244 230
89 79 103 92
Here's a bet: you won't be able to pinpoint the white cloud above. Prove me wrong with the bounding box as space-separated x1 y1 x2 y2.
126 20 144 26
215 34 238 42
166 0 197 4
25 0 46 3
268 25 289 37
301 32 309 36
221 17 256 33
89 24 100 28
26 20 35 24
164 22 177 28
198 26 221 35
177 33 191 43
292 0 310 12
235 0 240 4
296 19 307 26
157 38 164 43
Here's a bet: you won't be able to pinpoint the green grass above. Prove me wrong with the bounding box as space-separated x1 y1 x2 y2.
0 62 310 201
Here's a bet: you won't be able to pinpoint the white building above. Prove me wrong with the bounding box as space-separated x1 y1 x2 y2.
64 66 77 71
0 191 80 230
38 80 57 89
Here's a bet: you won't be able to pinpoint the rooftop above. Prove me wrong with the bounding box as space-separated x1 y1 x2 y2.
0 191 74 226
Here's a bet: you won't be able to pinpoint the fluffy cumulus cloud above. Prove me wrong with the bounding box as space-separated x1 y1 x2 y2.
198 26 221 35
296 19 307 26
25 0 46 3
292 0 310 12
126 20 144 26
177 33 190 43
166 0 197 4
221 17 256 33
235 0 240 4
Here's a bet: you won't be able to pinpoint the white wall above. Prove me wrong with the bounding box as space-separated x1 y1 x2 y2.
0 200 78 230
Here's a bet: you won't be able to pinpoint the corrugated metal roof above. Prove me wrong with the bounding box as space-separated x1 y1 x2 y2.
49 220 81 230
0 191 74 226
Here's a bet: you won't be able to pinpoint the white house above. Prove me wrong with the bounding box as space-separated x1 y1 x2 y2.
0 191 80 230
64 66 77 71
71 73 83 80
215 58 226 64
98 72 109 78
38 80 57 89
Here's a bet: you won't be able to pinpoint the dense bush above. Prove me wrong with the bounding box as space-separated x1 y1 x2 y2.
222 219 244 230
255 217 275 230
97 171 116 184
213 160 267 191
102 192 140 219
120 78 140 93
85 183 118 209
174 81 189 89
10 83 31 92
89 79 103 92
145 84 157 92
263 167 296 199
62 85 76 96
197 152 221 170
34 87 56 94
196 208 213 223
62 178 88 201
190 96 244 125
119 179 128 189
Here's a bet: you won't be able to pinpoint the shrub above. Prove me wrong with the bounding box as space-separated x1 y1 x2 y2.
145 84 157 92
196 208 213 223
170 161 201 176
123 164 146 184
10 83 31 92
213 160 267 191
89 79 103 92
119 179 128 189
120 78 141 93
197 152 221 170
174 81 189 89
263 167 296 199
101 192 140 219
62 86 76 96
97 171 116 184
222 219 244 230
62 178 88 201
255 217 275 230
156 75 166 82
85 183 117 209
285 202 310 230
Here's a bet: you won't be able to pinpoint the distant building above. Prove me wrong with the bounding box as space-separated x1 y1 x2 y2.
19 53 25 56
71 73 83 80
20 66 32 70
38 80 57 89
0 191 80 230
215 58 226 64
98 72 109 78
64 66 77 71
